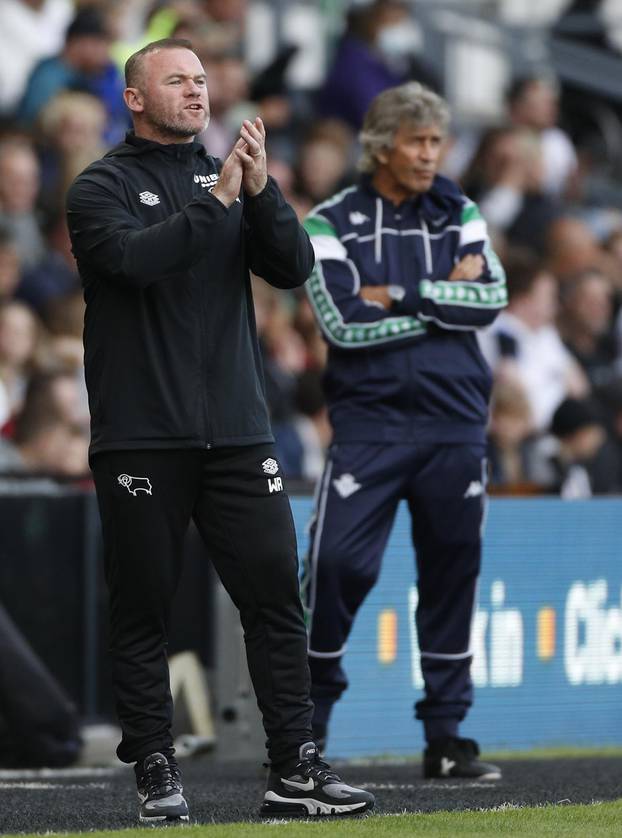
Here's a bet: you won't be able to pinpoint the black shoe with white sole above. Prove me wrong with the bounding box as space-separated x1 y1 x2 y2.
423 737 502 780
260 742 374 817
135 752 189 825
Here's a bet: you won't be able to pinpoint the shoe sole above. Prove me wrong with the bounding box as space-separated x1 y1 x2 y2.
261 793 373 817
424 771 502 781
138 814 190 826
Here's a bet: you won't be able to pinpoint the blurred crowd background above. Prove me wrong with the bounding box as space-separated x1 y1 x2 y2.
2 0 622 498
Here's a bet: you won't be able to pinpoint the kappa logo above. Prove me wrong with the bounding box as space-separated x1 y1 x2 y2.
194 173 219 188
464 480 484 499
118 473 153 496
139 191 160 206
262 458 279 475
333 473 362 499
349 211 370 226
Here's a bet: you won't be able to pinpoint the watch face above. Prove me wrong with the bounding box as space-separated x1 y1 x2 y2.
389 285 406 302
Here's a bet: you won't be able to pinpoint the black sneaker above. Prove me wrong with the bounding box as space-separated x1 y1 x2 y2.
423 737 501 780
135 752 189 824
260 742 374 817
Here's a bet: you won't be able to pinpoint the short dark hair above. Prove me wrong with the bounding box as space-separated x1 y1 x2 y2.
503 248 549 300
124 38 197 88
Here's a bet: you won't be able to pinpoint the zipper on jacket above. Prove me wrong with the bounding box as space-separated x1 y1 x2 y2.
420 215 433 275
374 197 383 264
192 237 214 447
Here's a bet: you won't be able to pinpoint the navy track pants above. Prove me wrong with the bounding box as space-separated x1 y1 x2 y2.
303 442 486 739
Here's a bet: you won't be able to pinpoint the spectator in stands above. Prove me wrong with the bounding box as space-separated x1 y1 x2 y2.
0 300 45 419
596 376 622 486
0 368 89 475
37 91 107 218
602 226 622 293
506 75 578 198
267 157 312 220
253 279 308 475
295 120 355 205
16 215 80 317
292 369 331 482
0 0 73 115
479 250 588 432
42 290 89 428
558 269 617 389
198 54 249 160
0 227 21 303
543 396 619 497
0 411 87 476
17 8 127 144
0 140 45 268
487 378 541 493
544 216 604 280
318 0 438 131
461 126 562 253
17 367 86 431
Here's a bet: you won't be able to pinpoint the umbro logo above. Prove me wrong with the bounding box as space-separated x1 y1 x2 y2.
333 473 362 499
139 191 160 206
262 458 279 475
464 480 484 498
349 211 369 225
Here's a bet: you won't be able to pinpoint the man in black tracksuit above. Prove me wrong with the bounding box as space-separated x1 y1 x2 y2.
66 38 373 823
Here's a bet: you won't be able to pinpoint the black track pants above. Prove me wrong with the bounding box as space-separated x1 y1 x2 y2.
91 445 313 766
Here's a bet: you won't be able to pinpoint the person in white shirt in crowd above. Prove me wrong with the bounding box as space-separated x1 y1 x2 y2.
479 249 588 432
506 75 578 198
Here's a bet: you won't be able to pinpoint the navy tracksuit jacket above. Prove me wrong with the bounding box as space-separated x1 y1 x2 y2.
302 175 506 739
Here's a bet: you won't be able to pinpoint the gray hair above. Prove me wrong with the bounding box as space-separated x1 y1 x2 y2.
358 82 450 173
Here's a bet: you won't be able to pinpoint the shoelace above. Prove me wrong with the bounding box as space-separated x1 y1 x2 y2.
296 755 341 784
142 759 182 798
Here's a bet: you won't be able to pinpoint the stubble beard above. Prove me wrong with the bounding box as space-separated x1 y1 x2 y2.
146 103 209 140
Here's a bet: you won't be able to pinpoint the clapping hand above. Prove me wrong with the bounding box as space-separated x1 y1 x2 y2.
235 117 268 197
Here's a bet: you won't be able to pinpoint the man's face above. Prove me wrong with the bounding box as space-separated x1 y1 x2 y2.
374 121 444 201
127 48 210 140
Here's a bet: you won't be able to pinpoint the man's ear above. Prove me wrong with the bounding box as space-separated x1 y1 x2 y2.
375 149 389 165
124 87 144 114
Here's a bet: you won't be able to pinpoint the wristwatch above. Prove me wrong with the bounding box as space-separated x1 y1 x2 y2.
387 285 406 304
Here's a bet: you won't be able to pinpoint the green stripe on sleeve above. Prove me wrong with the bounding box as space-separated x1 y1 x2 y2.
420 237 507 309
307 264 426 348
303 214 338 238
461 202 483 225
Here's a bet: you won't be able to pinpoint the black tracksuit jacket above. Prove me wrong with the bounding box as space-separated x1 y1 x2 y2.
66 133 314 458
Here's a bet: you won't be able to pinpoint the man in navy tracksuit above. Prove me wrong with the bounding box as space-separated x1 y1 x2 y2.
302 82 506 779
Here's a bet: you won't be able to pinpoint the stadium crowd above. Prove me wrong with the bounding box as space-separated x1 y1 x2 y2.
1 0 622 498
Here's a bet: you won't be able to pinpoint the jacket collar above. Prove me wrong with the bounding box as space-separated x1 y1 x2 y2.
105 131 207 159
361 173 464 222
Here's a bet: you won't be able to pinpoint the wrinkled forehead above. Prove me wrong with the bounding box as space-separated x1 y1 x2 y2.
139 48 206 85
395 119 445 139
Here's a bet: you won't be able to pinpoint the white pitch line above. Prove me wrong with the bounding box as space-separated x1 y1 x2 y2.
0 767 119 780
0 782 109 790
359 781 500 791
